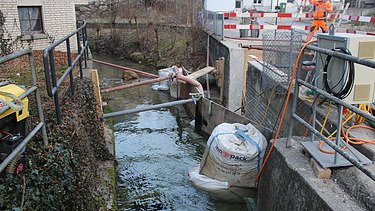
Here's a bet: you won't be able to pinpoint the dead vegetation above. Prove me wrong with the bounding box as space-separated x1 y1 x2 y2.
0 51 114 210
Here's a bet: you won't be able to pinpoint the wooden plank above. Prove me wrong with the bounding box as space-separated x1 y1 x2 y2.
91 69 104 124
215 58 225 104
187 66 215 79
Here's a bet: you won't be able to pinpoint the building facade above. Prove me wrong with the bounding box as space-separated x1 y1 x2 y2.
0 0 88 52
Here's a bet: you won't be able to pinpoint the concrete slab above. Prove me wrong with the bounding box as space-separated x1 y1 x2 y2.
301 141 372 168
258 137 365 211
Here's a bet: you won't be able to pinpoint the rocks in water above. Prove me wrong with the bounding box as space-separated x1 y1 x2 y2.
122 71 139 80
130 52 144 63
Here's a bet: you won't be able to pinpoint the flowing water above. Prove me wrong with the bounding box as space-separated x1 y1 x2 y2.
94 55 247 210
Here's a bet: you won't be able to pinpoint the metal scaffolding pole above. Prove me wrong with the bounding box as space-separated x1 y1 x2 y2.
103 98 197 119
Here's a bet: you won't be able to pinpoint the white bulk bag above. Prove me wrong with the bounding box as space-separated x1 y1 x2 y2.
188 165 254 202
199 123 267 188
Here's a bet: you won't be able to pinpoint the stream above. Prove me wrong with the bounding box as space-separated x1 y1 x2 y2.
94 55 247 210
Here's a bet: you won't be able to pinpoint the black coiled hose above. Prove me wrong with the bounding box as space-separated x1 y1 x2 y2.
323 47 355 99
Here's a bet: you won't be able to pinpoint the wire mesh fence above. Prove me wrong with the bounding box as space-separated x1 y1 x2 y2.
203 11 224 41
244 29 315 138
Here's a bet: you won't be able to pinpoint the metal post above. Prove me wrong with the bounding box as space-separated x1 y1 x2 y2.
334 104 343 164
66 39 74 96
221 13 224 41
286 32 299 148
310 96 317 142
82 27 88 68
104 98 196 118
42 51 53 97
206 35 211 98
49 51 62 124
85 26 89 61
28 51 48 146
215 12 218 38
76 29 83 79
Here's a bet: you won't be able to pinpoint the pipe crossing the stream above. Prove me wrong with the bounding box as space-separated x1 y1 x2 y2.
103 98 196 118
93 59 159 78
101 76 170 93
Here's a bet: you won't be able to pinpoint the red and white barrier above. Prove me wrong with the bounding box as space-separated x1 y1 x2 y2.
224 12 375 23
224 24 310 30
224 12 311 18
344 30 375 36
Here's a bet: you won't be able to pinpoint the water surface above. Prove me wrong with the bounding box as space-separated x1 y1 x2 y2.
95 55 247 210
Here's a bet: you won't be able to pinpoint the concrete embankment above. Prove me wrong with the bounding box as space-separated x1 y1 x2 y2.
258 137 372 210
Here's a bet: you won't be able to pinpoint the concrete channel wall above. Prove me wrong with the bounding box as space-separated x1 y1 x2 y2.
258 137 366 211
208 35 244 112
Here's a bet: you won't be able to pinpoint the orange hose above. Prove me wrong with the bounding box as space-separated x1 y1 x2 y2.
255 40 317 185
319 124 375 153
318 137 347 154
344 125 375 145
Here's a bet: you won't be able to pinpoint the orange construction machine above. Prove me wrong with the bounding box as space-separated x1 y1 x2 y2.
304 0 333 42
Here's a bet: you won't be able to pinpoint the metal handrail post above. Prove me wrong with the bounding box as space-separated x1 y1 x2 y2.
221 13 224 40
66 39 74 96
311 91 317 142
83 26 88 68
28 50 48 146
49 51 62 123
286 50 300 148
42 50 53 97
334 104 343 164
76 26 83 79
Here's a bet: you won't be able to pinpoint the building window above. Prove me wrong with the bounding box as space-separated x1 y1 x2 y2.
235 1 242 8
253 0 262 4
18 6 43 34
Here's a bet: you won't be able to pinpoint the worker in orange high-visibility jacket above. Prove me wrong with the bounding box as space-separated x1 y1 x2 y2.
304 0 333 42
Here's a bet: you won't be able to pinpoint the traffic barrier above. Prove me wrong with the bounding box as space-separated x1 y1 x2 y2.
224 12 375 23
224 24 310 30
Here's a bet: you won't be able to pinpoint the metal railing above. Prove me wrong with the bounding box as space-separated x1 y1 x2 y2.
287 43 375 181
0 49 48 173
43 20 89 124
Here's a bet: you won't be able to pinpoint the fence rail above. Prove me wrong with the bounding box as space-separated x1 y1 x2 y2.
43 20 89 124
0 49 48 173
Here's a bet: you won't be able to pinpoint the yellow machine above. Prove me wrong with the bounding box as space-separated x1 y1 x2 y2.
0 84 29 121
0 83 29 174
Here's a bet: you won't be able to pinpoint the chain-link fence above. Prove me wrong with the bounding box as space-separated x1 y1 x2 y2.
203 11 224 41
244 29 314 138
